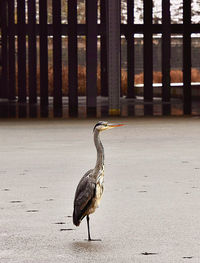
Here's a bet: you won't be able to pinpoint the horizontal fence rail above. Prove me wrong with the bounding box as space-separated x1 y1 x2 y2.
0 0 200 118
1 24 200 36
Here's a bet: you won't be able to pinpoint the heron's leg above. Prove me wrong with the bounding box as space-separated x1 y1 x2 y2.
86 215 101 242
86 215 91 241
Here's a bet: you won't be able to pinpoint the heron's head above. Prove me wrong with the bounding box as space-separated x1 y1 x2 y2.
93 121 124 132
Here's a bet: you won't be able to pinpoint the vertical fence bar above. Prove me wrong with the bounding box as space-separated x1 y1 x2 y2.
162 0 171 115
17 0 26 103
28 0 37 117
127 0 135 98
106 0 121 115
100 0 108 97
39 0 48 113
183 0 191 115
8 0 16 100
28 0 37 105
0 0 8 98
86 0 97 116
68 0 78 117
53 0 62 117
143 0 153 104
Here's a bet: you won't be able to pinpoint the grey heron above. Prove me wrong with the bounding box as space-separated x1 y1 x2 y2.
73 121 124 241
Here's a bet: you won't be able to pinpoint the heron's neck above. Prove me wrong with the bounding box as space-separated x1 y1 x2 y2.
94 130 104 172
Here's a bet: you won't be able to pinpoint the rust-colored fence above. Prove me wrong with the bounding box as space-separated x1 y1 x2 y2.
0 0 199 117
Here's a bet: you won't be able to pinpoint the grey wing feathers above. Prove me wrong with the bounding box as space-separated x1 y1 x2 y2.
73 169 96 226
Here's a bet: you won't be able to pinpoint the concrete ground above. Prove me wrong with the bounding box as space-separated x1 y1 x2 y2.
0 117 200 262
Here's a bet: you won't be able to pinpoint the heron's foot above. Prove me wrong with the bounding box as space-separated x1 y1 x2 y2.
85 238 102 242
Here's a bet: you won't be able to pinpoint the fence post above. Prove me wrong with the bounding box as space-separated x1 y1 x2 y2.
183 0 191 115
162 0 171 115
127 0 135 98
28 0 37 105
86 0 97 117
68 0 78 117
39 0 48 116
106 0 121 116
143 0 153 115
17 0 26 103
8 0 15 101
0 0 8 99
100 0 108 97
53 0 62 117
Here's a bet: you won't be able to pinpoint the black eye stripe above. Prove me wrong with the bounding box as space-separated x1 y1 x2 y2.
93 122 106 132
93 123 101 131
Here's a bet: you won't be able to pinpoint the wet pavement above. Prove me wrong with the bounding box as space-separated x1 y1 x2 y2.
1 96 200 118
1 117 200 262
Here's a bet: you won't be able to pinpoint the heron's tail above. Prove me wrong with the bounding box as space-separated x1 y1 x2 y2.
73 207 81 226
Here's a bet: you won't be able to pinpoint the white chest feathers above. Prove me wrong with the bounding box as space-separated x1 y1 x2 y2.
95 169 104 204
88 168 105 215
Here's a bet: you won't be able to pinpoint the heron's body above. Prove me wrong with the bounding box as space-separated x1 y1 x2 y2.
73 167 104 226
73 121 123 241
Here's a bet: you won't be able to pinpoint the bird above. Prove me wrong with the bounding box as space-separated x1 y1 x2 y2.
73 121 124 241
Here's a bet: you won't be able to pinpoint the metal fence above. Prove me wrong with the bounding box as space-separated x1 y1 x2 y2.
0 0 199 118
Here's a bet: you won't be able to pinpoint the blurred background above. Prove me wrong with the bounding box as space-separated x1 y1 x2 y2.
0 0 200 117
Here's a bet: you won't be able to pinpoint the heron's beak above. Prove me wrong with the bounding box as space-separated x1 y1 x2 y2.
107 123 125 129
